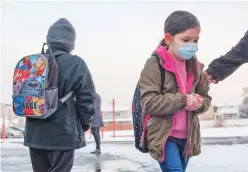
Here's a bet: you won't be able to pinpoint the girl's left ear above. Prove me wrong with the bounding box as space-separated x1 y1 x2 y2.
164 33 172 45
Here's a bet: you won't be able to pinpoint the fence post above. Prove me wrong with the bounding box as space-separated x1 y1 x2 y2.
112 99 116 138
1 113 6 143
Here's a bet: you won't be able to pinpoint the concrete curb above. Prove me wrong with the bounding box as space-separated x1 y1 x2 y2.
201 136 248 145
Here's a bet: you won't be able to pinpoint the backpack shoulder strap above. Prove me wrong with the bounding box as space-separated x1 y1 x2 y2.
41 43 68 57
152 53 165 92
41 43 74 103
55 50 74 103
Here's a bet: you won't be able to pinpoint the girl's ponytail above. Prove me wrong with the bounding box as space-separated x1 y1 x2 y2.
159 38 169 49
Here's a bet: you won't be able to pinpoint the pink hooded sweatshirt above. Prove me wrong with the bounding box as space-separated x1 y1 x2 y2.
155 46 196 138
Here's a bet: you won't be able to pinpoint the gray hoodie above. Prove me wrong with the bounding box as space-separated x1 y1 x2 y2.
47 18 76 53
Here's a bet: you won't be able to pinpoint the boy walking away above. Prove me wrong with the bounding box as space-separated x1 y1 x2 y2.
24 18 96 172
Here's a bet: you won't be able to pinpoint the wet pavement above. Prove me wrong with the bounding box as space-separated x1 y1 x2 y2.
1 141 248 172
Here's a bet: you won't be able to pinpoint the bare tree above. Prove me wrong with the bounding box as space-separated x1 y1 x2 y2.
239 87 248 118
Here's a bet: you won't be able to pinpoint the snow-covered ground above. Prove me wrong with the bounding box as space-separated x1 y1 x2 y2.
200 127 248 137
1 142 248 172
3 127 248 143
85 127 248 142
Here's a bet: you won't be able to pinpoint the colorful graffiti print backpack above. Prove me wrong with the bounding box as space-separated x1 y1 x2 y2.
132 54 165 153
12 43 74 119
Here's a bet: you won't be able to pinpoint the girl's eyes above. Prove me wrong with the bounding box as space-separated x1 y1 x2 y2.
183 39 189 42
182 39 198 43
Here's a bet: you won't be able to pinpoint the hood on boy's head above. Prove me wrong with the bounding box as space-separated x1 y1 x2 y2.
46 18 76 53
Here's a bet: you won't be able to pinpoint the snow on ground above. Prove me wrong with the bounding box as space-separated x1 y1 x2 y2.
1 142 248 172
201 127 248 137
2 127 248 143
85 127 248 141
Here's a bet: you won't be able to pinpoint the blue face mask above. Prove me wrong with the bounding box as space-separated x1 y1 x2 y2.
172 41 198 60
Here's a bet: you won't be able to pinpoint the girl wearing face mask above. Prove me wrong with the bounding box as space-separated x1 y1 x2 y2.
138 11 212 172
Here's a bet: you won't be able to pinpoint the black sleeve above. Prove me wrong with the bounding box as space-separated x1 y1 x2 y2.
206 30 248 83
74 59 96 132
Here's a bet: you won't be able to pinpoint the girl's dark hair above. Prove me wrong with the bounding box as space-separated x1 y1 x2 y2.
160 10 200 77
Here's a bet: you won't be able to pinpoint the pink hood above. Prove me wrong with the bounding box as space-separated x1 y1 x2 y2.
155 46 201 94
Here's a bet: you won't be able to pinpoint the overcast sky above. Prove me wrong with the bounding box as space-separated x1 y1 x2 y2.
1 1 248 107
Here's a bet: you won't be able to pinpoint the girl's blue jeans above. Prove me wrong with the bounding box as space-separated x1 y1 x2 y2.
159 136 189 172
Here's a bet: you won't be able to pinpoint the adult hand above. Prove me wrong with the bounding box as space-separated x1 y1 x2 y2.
205 72 217 84
186 93 204 111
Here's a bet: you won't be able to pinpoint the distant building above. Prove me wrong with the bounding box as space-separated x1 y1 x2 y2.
214 105 240 120
101 104 132 131
102 104 131 120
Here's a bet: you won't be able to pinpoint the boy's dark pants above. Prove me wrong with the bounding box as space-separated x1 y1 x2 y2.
29 148 74 172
